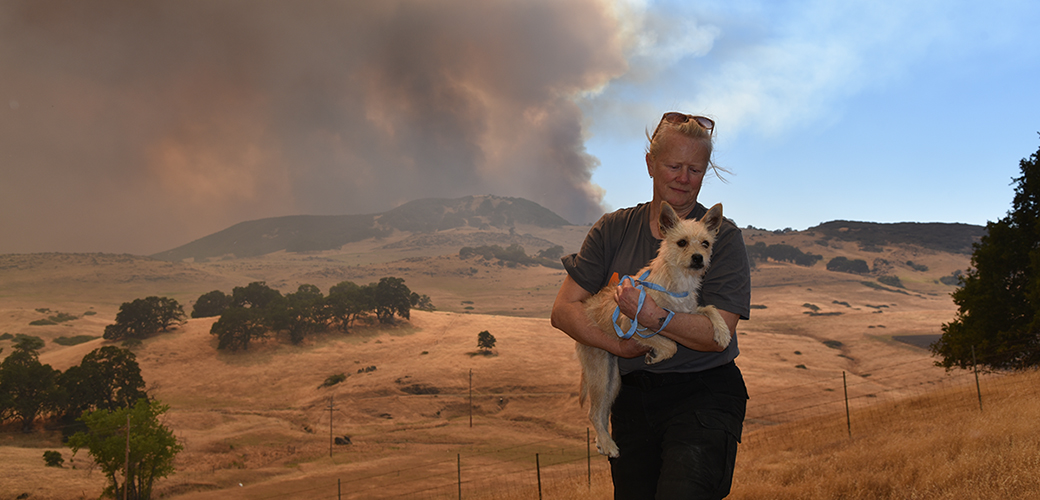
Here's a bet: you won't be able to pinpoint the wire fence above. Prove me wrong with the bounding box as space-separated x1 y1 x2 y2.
159 348 1040 500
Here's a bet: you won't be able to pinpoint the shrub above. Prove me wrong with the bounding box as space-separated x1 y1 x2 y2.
939 270 963 286
12 334 44 351
320 373 347 388
53 335 99 346
43 450 64 467
30 311 79 325
746 242 822 267
827 256 870 274
878 275 904 288
906 260 929 272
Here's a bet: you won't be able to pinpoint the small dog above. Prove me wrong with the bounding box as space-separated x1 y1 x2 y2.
577 201 731 457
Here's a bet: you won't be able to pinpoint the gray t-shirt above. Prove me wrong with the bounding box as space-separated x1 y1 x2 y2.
561 201 751 374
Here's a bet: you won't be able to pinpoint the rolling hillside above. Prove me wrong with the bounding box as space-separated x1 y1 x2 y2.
0 197 996 499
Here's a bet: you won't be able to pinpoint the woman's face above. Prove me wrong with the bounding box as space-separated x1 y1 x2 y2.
646 129 711 215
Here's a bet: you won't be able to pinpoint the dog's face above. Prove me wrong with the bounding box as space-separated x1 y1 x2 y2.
657 201 723 275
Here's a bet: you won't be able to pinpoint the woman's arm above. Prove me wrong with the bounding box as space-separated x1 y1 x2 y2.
613 280 739 352
551 276 651 358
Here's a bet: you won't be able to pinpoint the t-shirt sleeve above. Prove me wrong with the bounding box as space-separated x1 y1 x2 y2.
561 215 612 296
700 220 752 320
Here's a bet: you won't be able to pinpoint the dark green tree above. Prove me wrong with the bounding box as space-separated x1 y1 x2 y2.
68 399 182 500
270 284 328 345
477 330 497 353
934 143 1040 369
58 346 147 436
410 292 435 311
327 281 372 330
231 281 283 310
537 245 565 261
191 290 232 318
103 297 184 342
826 256 870 274
13 335 45 352
0 342 60 432
210 306 267 351
151 297 185 332
371 277 412 324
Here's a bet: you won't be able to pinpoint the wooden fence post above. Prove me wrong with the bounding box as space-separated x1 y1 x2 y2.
972 346 983 411
535 453 543 500
843 371 851 438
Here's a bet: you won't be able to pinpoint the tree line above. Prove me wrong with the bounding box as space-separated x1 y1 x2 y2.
0 339 147 435
195 277 434 351
459 243 564 269
0 338 178 500
746 242 823 267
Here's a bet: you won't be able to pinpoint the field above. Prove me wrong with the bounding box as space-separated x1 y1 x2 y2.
2 222 1022 499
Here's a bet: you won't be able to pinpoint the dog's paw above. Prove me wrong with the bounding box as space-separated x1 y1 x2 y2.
642 338 677 364
597 437 620 458
699 305 732 349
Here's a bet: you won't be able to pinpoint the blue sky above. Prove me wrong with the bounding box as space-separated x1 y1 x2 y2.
580 0 1040 230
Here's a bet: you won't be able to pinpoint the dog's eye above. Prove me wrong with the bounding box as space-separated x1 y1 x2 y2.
701 240 710 248
677 239 687 248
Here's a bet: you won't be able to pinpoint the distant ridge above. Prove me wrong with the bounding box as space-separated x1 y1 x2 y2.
809 220 985 254
151 195 570 261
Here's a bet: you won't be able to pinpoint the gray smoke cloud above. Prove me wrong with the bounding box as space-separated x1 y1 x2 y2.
0 0 626 254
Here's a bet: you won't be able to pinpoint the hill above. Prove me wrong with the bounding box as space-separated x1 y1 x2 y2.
151 195 572 262
807 220 985 254
153 194 984 262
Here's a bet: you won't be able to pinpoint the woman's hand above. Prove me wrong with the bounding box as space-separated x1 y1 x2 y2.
552 276 651 359
614 279 660 327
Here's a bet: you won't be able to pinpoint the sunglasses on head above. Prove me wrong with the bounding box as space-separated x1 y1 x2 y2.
661 112 714 133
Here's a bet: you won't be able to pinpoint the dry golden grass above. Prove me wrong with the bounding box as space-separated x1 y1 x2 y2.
2 227 1014 499
731 369 1040 500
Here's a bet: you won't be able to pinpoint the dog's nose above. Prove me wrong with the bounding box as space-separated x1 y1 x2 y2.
690 254 704 269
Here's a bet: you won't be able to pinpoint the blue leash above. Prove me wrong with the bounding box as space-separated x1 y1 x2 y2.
611 270 689 339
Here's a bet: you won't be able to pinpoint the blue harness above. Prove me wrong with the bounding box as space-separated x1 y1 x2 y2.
611 269 689 339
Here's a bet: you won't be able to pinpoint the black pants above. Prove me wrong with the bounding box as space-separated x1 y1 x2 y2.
609 362 747 500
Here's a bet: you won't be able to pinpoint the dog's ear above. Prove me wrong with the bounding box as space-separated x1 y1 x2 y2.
701 203 724 234
659 202 680 234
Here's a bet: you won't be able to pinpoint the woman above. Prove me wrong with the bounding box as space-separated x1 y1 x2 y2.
551 112 751 499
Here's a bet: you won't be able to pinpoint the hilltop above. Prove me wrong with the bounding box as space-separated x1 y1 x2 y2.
151 195 571 262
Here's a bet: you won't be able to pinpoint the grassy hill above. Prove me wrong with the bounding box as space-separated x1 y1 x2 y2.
151 195 572 262
150 194 983 262
0 209 1011 499
808 220 986 254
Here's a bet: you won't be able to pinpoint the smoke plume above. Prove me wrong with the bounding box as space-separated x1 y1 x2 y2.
0 0 626 254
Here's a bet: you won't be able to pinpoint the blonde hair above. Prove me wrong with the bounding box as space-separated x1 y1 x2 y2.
645 115 729 181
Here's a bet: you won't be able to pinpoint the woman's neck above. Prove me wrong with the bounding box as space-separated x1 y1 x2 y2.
649 199 696 239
